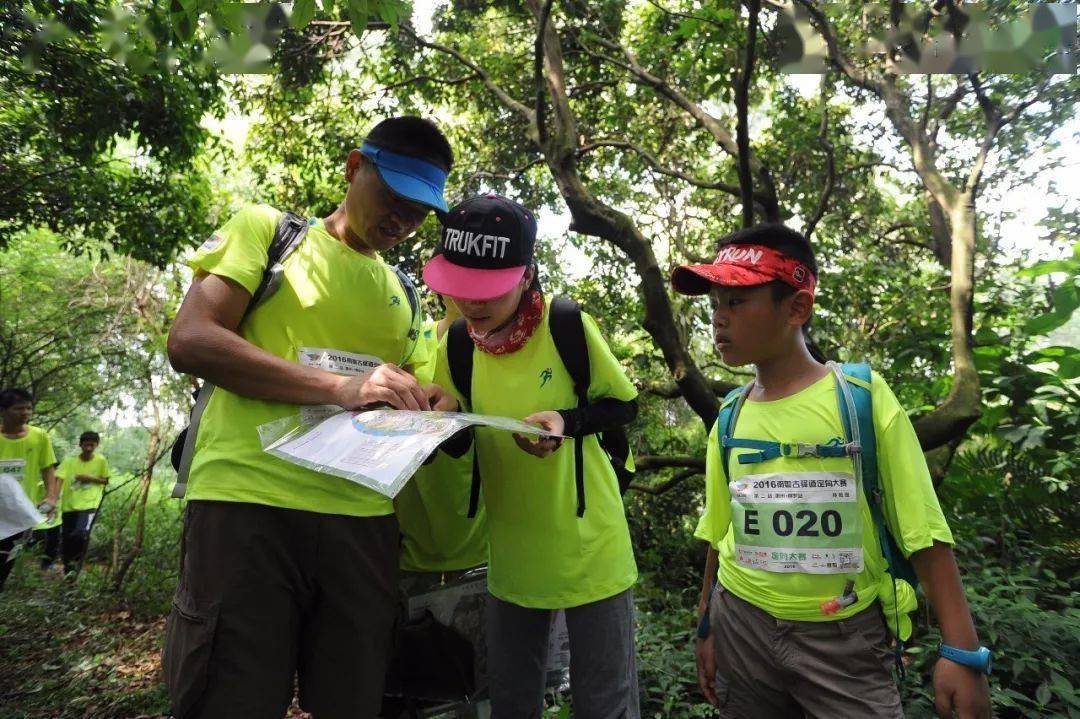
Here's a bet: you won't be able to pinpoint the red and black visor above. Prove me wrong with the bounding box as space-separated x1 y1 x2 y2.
671 244 816 297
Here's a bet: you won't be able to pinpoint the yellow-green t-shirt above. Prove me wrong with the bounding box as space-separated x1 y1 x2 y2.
695 371 953 622
396 322 488 572
185 204 419 517
58 454 110 512
0 426 58 529
434 298 639 608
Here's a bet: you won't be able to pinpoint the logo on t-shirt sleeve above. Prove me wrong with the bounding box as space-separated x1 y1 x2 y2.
198 233 226 253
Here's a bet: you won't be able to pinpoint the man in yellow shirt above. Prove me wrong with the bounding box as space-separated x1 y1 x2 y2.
0 388 59 590
57 431 109 575
162 116 458 719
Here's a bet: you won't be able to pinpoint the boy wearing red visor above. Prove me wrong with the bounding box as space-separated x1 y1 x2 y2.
672 225 990 718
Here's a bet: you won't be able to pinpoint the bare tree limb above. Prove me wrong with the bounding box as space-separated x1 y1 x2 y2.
805 75 835 241
401 24 534 124
634 454 706 473
736 0 762 227
576 30 782 221
534 0 556 144
642 378 739 399
628 467 702 495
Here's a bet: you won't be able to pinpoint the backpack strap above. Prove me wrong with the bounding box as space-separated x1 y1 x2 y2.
446 318 474 407
832 361 910 679
172 211 311 498
249 212 310 310
548 297 590 517
833 363 916 576
446 318 481 518
716 385 750 485
388 264 422 366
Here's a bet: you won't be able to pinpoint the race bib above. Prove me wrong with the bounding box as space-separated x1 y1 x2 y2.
729 471 863 574
0 459 26 484
298 347 383 425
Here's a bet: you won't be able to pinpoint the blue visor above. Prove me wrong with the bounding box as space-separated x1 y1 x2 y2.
360 143 449 213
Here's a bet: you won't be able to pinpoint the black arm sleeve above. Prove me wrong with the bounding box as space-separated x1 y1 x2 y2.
557 397 637 439
434 426 473 460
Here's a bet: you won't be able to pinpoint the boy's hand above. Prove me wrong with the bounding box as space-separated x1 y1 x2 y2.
513 411 565 457
423 384 459 412
695 635 719 706
933 658 991 719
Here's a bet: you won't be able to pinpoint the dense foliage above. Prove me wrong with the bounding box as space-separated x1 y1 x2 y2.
0 2 1076 717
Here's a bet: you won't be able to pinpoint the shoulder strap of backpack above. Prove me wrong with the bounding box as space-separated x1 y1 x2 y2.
172 211 308 498
446 318 473 407
388 264 421 366
834 361 913 677
445 317 481 517
548 297 590 517
837 362 877 502
548 297 589 403
250 211 309 310
716 385 748 485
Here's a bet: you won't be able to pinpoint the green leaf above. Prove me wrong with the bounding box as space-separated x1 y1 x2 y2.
1025 283 1080 335
1016 258 1079 278
377 0 410 30
211 4 247 34
292 0 317 29
1036 681 1052 705
348 0 370 37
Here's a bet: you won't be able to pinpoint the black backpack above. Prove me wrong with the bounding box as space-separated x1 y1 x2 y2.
169 211 420 497
446 296 635 518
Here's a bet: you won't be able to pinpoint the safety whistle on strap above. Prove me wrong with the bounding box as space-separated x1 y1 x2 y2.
820 580 858 615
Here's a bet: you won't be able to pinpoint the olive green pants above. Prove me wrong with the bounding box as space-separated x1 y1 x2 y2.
709 583 903 719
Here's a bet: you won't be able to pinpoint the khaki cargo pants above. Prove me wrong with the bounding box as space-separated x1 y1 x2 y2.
709 583 903 718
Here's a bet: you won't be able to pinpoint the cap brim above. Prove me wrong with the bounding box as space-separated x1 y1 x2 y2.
670 263 775 295
374 165 449 214
423 254 526 301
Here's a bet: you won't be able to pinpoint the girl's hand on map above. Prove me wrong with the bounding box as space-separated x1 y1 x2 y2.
513 411 565 458
424 383 459 412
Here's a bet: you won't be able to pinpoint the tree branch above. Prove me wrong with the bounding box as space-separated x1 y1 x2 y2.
400 24 534 123
534 0 556 143
736 0 762 227
578 31 781 221
634 454 706 473
628 467 702 495
642 378 739 399
805 75 835 241
577 139 763 200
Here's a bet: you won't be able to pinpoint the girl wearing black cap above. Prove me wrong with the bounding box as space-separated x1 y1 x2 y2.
424 194 641 717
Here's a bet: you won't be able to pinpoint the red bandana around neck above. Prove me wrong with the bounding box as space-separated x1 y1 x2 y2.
468 288 545 355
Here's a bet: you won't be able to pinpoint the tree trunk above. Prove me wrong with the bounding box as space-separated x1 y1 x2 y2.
527 0 721 424
912 198 982 448
111 373 164 591
111 423 160 591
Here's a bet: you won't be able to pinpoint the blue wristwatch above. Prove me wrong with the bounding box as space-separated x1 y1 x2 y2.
938 644 993 675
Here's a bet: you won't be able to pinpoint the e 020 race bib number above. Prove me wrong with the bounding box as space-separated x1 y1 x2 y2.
742 507 844 538
730 471 863 574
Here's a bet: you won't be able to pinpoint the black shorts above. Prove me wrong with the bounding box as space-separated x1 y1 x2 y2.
162 500 400 719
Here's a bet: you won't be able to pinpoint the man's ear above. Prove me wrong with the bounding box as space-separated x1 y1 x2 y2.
788 289 815 327
345 149 364 183
522 264 537 288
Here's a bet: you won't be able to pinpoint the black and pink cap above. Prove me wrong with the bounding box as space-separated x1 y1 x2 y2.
423 193 537 301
